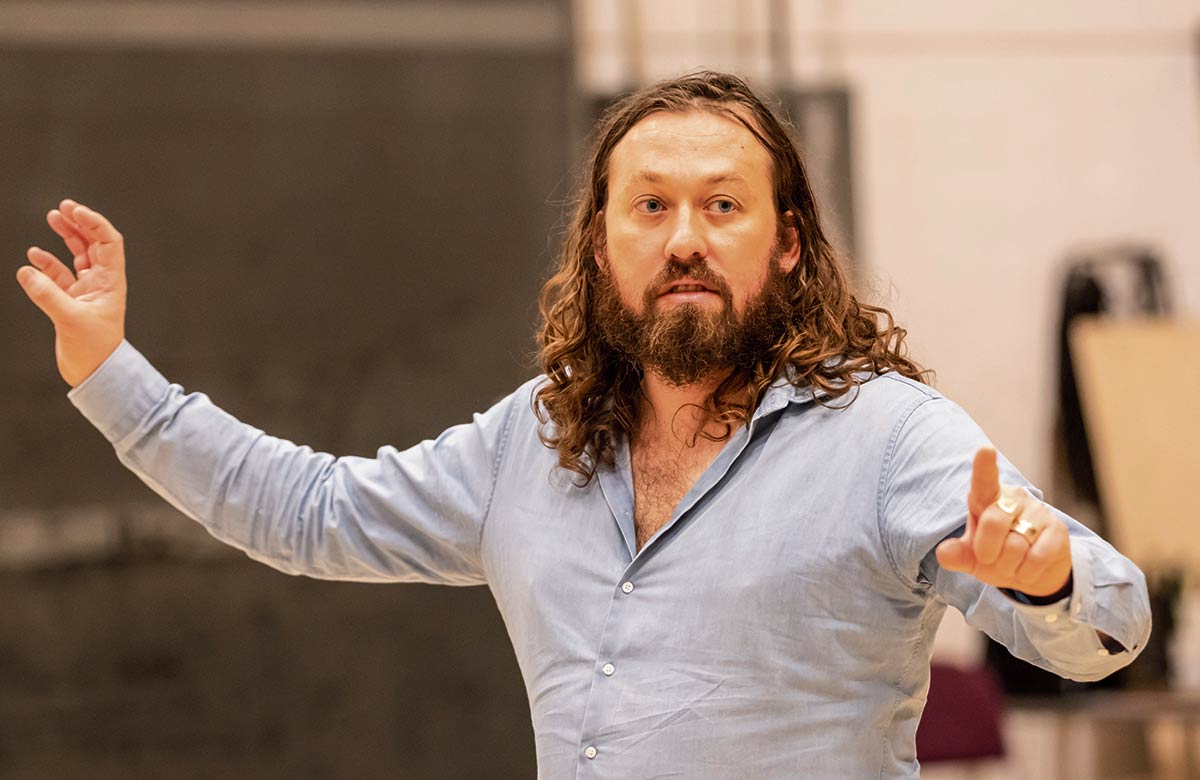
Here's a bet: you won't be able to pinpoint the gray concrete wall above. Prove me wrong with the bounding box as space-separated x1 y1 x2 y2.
2 28 569 778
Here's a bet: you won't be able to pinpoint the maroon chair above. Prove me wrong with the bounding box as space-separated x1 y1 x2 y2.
917 662 1007 765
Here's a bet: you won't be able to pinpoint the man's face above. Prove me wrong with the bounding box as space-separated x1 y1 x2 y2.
594 109 801 385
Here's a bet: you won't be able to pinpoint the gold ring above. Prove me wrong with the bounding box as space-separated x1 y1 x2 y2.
996 488 1020 516
1009 516 1041 545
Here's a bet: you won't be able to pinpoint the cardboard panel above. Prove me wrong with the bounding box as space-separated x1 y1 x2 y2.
1071 317 1200 570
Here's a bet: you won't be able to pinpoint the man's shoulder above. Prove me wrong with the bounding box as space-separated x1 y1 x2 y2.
773 368 977 451
855 371 974 435
494 374 559 437
860 370 943 404
478 375 545 427
852 372 989 452
508 374 551 413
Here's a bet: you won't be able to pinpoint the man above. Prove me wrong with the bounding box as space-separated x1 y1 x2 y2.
17 71 1150 778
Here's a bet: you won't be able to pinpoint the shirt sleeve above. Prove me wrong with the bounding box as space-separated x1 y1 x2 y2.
878 395 1153 682
68 340 521 586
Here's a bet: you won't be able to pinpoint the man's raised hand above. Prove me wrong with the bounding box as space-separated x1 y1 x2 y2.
16 200 128 388
935 446 1073 598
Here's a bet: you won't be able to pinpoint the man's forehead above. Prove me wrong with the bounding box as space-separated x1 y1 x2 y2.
608 109 773 190
628 170 752 187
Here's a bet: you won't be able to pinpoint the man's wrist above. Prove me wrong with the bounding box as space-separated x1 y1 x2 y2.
1002 571 1074 606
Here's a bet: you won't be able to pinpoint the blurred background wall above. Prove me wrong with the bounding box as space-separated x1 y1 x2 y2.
2 1 570 777
2 1 1198 778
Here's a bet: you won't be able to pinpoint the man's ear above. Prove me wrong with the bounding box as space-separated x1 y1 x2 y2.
778 210 802 274
592 210 607 269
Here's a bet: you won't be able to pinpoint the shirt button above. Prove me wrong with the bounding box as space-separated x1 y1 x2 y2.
1044 613 1059 623
1097 648 1110 657
585 746 598 759
621 581 634 594
602 663 615 676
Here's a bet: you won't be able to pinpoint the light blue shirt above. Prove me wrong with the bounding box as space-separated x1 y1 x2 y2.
69 340 1151 779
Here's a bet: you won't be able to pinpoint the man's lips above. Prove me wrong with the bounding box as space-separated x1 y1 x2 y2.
658 279 719 298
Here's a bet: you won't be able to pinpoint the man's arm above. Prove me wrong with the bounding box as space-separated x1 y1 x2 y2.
68 340 519 584
880 396 1152 682
18 200 513 585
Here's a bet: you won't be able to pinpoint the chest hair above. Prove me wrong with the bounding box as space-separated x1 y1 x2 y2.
631 439 722 551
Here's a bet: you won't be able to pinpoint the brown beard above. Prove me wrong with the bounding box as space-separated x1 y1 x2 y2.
592 243 793 387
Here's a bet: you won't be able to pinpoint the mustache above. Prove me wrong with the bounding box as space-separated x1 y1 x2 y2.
641 259 733 307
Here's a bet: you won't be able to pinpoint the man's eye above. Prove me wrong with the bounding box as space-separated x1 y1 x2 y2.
638 199 664 213
710 199 736 214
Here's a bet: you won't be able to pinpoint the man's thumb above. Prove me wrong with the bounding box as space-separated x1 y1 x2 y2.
16 266 72 322
935 537 976 574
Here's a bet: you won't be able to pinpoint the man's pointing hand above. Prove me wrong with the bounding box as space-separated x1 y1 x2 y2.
935 447 1073 599
16 199 127 388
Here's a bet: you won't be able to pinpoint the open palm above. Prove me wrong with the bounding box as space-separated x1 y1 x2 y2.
17 199 128 387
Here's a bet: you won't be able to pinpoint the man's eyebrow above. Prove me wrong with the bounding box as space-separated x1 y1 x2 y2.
627 170 751 186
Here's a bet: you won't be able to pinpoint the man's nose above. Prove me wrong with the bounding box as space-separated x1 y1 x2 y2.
662 205 707 262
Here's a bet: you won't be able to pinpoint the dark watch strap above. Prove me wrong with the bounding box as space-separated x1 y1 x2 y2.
1001 571 1074 606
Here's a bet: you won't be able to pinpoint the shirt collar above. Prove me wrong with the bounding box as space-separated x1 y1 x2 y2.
751 361 877 422
752 372 816 421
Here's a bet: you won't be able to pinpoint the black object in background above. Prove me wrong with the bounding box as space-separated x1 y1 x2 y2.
987 246 1172 696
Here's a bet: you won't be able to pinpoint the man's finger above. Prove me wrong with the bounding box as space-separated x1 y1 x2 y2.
72 204 122 245
1013 517 1068 588
47 209 89 258
59 198 82 221
967 446 1002 519
989 531 1029 580
26 246 77 291
16 265 76 323
70 205 125 273
57 200 94 273
972 487 1025 566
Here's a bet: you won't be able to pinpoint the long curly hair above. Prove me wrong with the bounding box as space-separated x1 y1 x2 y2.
535 70 931 484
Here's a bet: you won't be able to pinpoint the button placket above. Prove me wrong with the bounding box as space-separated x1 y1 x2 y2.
577 572 639 770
